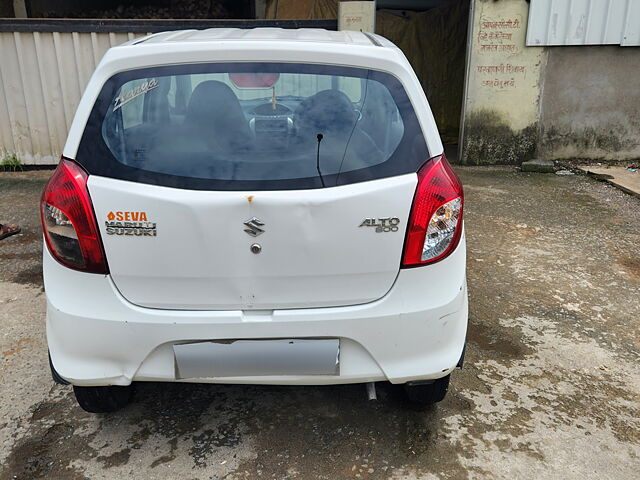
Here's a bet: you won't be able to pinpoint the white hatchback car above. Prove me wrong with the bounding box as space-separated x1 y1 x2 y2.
41 28 467 412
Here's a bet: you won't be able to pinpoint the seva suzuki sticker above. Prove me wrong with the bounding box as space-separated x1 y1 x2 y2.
105 211 157 236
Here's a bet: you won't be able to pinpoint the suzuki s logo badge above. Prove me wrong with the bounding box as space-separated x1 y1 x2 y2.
244 217 265 237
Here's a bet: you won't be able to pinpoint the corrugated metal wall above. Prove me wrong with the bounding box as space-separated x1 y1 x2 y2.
0 18 337 165
0 31 144 164
526 0 640 46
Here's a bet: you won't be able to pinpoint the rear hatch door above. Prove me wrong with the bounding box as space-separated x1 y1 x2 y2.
89 175 415 310
77 61 429 310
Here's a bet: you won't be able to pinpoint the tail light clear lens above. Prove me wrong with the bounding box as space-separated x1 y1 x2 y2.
41 158 108 273
402 154 463 267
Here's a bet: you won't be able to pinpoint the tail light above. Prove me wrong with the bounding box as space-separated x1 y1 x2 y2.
402 153 463 267
41 158 108 274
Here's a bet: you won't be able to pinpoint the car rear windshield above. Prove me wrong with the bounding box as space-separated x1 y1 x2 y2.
76 62 429 190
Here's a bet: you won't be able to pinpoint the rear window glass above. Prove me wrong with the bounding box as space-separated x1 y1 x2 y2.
77 63 428 190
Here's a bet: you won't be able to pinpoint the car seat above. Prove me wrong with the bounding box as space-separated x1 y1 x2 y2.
184 80 253 152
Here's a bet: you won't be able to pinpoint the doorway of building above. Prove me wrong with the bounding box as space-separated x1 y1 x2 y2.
376 0 471 163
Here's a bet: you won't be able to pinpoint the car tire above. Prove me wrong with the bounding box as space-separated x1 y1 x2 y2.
73 385 133 413
404 374 450 405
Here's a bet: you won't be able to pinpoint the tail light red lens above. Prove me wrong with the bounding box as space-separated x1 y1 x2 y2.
41 158 108 274
402 153 464 267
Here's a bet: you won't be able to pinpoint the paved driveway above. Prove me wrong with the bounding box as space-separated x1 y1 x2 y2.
1 167 638 479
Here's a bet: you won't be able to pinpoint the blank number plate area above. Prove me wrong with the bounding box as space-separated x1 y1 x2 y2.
174 339 340 378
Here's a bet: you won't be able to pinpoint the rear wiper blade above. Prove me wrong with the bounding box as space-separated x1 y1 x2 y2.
316 133 326 188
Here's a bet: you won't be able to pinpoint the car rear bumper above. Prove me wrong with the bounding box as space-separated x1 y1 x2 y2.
45 238 468 386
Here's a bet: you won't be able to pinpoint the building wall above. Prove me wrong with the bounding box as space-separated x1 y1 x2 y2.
539 46 640 161
461 0 545 165
462 0 640 165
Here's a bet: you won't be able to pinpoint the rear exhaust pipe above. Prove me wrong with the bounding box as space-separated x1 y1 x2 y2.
366 382 377 401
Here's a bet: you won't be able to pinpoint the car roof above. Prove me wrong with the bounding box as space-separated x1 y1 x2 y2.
128 28 395 49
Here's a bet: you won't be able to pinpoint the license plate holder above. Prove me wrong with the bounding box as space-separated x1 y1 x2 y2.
173 338 340 378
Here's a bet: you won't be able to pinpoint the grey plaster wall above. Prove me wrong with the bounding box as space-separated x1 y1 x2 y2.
460 0 545 165
539 46 640 161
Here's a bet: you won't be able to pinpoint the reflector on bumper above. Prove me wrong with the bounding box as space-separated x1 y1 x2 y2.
174 339 340 378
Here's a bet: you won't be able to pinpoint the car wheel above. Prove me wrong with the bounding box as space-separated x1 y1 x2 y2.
73 385 133 413
404 374 450 405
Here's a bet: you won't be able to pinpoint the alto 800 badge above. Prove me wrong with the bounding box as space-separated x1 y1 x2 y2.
105 211 157 236
359 217 400 233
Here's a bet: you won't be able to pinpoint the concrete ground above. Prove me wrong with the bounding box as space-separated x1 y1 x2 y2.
1 167 638 480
